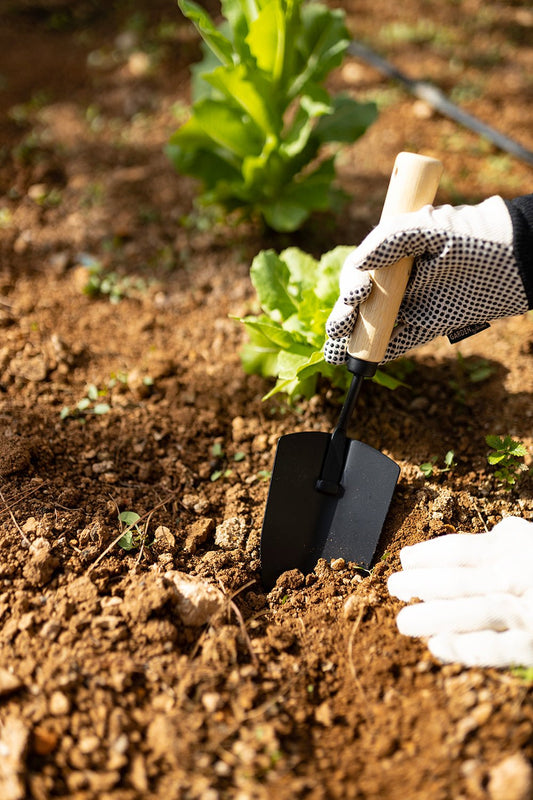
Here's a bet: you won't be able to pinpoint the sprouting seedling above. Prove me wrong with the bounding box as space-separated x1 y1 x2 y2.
449 352 495 403
117 511 148 551
60 383 111 421
486 435 529 489
419 450 456 478
210 441 230 482
512 666 533 683
209 442 248 481
80 253 148 303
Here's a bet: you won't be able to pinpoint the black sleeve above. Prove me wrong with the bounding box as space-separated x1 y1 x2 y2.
505 194 533 309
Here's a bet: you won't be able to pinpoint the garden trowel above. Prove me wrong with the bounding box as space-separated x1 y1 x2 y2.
260 152 443 590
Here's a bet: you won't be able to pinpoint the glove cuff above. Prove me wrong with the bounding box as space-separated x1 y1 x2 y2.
505 195 533 308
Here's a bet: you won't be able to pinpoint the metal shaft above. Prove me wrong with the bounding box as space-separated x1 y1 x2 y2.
316 374 365 495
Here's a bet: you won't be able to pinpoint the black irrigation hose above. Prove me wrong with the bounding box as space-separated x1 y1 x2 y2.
348 41 533 169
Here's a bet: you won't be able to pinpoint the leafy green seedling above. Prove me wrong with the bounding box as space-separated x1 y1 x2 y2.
210 447 246 480
211 442 224 458
457 352 494 384
486 435 529 489
8 90 51 125
210 469 233 482
237 246 406 401
210 440 235 481
80 254 148 303
60 383 111 420
420 450 456 479
512 666 533 683
449 353 495 403
168 0 377 231
118 511 147 551
0 208 13 229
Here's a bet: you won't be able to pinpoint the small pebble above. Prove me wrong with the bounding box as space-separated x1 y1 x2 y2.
488 753 533 800
49 691 71 716
0 668 23 696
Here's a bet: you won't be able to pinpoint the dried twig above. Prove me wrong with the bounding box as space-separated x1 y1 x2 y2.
218 578 259 667
0 487 31 546
0 484 42 518
347 605 373 721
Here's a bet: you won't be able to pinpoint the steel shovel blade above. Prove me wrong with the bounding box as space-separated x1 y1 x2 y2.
260 432 400 590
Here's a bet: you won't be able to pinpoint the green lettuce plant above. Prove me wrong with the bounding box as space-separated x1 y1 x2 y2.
168 0 377 231
237 246 404 401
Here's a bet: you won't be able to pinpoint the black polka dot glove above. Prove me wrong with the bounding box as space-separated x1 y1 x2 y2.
324 196 530 365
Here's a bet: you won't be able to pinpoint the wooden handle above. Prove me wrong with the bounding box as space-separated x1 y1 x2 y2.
347 152 443 365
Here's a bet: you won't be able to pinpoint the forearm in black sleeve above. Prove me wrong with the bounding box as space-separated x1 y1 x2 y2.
505 194 533 308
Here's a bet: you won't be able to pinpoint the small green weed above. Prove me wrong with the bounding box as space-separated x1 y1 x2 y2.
0 208 13 229
209 441 248 481
511 666 533 683
486 435 529 489
378 19 456 47
60 373 153 420
420 450 456 478
80 254 148 303
449 352 495 403
117 511 149 551
8 91 51 126
27 184 62 208
60 383 111 421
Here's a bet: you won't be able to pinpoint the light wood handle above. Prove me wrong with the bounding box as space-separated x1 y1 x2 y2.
347 152 443 365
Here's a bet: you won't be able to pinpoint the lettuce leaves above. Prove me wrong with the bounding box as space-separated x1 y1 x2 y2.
238 246 351 399
238 246 407 400
168 0 377 231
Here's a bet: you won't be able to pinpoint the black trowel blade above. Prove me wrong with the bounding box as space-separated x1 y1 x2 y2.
260 431 400 590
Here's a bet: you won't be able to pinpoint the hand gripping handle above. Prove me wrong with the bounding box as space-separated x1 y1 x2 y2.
347 152 443 374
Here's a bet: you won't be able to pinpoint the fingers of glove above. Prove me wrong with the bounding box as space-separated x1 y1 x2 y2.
325 299 358 339
427 630 533 668
354 228 440 273
346 207 446 273
389 565 497 602
323 336 348 366
399 519 533 570
388 562 533 601
350 197 512 274
337 257 373 306
396 594 533 639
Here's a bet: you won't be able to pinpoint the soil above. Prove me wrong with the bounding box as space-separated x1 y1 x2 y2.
0 1 532 798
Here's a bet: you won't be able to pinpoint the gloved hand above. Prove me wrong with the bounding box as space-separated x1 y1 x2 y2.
324 196 530 365
387 517 533 668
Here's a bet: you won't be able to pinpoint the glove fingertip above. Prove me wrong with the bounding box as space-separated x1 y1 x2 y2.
395 605 424 636
325 302 357 338
342 279 372 306
426 634 455 664
387 572 414 602
323 337 348 366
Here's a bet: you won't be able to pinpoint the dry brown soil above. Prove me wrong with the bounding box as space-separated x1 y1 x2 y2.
0 1 532 798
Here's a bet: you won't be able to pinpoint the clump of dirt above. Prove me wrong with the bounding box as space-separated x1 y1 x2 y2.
0 1 532 798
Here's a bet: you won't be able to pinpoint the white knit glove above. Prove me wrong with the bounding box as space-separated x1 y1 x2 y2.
324 196 529 365
387 517 533 668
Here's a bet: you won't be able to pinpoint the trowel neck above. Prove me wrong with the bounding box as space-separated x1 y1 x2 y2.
346 355 379 379
335 373 364 435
